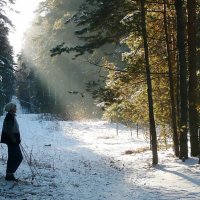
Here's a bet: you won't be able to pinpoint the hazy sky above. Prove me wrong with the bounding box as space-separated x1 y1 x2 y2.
7 0 42 55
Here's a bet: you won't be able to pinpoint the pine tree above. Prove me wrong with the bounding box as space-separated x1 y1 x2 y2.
140 0 158 165
175 0 188 160
163 0 179 157
187 0 199 157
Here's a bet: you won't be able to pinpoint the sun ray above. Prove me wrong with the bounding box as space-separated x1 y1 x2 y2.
7 0 42 55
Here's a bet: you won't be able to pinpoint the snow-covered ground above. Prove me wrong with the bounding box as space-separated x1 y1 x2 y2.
0 112 200 199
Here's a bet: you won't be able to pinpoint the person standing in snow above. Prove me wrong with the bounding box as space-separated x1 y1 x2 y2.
1 102 23 181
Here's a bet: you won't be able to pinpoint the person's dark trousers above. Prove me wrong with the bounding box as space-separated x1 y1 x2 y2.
6 144 23 174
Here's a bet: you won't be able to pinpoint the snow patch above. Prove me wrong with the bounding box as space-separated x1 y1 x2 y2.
0 114 200 199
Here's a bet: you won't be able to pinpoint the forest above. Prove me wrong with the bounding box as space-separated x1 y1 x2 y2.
0 0 200 165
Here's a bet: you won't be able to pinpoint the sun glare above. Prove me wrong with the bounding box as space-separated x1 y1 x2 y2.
6 0 99 119
7 0 41 55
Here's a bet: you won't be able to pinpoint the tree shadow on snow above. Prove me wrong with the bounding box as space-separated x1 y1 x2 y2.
156 159 200 186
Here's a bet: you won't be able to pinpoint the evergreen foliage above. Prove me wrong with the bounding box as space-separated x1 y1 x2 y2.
50 0 140 57
48 0 200 163
0 0 15 114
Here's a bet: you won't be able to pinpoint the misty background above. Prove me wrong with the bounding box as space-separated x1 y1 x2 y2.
14 0 109 119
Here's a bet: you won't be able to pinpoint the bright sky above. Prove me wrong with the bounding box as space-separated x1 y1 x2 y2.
7 0 42 55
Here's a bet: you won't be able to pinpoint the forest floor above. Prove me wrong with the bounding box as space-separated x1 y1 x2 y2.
0 113 200 200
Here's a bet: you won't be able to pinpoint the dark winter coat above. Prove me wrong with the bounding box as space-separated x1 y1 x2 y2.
1 112 21 144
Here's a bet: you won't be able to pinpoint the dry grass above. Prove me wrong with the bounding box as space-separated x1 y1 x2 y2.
124 147 150 155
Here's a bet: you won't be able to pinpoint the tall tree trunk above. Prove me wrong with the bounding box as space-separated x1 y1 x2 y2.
175 0 188 160
140 0 158 165
187 0 199 157
163 0 179 157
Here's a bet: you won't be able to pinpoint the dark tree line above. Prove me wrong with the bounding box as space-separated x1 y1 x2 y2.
16 53 65 115
0 0 15 114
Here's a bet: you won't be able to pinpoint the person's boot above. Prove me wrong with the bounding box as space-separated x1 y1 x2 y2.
5 173 18 181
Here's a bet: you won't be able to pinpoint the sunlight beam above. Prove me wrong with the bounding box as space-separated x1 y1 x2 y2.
6 0 42 56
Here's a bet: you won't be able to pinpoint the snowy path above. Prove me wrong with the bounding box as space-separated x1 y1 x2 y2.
0 114 200 199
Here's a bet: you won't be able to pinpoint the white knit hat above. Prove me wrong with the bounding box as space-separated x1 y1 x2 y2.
4 102 16 112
